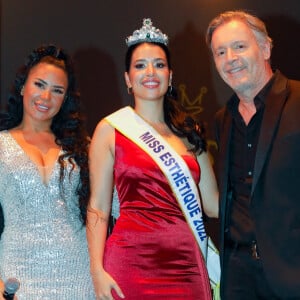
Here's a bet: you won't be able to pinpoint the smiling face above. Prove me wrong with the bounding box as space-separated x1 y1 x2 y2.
211 20 272 97
21 62 68 125
125 43 171 103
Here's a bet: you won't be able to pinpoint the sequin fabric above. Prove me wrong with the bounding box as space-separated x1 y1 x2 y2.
111 186 120 219
0 131 95 299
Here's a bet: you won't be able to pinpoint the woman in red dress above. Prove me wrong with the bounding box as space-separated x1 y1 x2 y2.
87 18 219 300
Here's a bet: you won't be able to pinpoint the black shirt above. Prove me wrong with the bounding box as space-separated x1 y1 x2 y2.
227 77 274 244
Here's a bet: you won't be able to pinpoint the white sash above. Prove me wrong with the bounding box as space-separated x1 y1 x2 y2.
105 106 220 296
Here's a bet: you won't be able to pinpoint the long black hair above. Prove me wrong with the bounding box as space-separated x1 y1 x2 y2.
125 42 206 153
0 44 90 224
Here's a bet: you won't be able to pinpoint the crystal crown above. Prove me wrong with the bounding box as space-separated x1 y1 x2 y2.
126 18 168 47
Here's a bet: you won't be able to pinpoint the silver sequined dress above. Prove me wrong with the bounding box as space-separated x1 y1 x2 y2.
0 131 95 299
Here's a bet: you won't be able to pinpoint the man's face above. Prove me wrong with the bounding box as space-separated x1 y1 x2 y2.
211 20 271 96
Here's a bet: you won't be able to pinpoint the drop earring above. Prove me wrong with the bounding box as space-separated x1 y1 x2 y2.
127 87 133 95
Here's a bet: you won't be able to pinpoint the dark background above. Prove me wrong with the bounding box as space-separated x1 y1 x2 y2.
1 0 300 241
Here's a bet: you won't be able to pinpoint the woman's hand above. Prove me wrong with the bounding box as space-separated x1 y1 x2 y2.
0 279 4 300
0 279 19 300
92 269 124 300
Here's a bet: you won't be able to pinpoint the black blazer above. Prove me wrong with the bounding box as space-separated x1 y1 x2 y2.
215 70 300 298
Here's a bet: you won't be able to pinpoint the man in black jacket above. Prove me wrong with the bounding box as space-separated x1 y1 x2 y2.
206 10 300 299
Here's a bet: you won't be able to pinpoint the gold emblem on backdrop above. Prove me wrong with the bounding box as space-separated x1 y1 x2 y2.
177 83 217 165
178 84 207 116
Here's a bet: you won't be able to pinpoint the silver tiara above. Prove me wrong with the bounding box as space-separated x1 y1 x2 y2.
126 18 168 47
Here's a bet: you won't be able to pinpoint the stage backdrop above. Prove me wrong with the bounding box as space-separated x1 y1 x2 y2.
1 0 300 241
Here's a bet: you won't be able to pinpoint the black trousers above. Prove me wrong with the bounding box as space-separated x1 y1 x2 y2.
222 244 283 300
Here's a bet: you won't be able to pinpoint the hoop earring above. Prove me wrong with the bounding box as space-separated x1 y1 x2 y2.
167 85 173 96
127 87 133 95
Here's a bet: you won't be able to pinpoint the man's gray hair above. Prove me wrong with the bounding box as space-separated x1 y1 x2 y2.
206 10 273 50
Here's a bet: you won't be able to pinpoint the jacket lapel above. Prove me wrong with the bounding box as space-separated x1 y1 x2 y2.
218 110 232 196
216 108 233 229
251 71 289 196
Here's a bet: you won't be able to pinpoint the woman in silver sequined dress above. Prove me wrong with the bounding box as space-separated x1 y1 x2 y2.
0 45 95 299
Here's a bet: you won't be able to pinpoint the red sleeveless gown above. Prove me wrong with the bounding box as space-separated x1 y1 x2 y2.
104 130 212 299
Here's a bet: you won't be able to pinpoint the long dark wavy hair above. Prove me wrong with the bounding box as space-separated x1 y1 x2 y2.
0 44 90 224
125 42 207 154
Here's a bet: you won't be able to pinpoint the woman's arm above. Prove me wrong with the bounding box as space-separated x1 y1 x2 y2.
197 151 219 218
86 119 124 299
